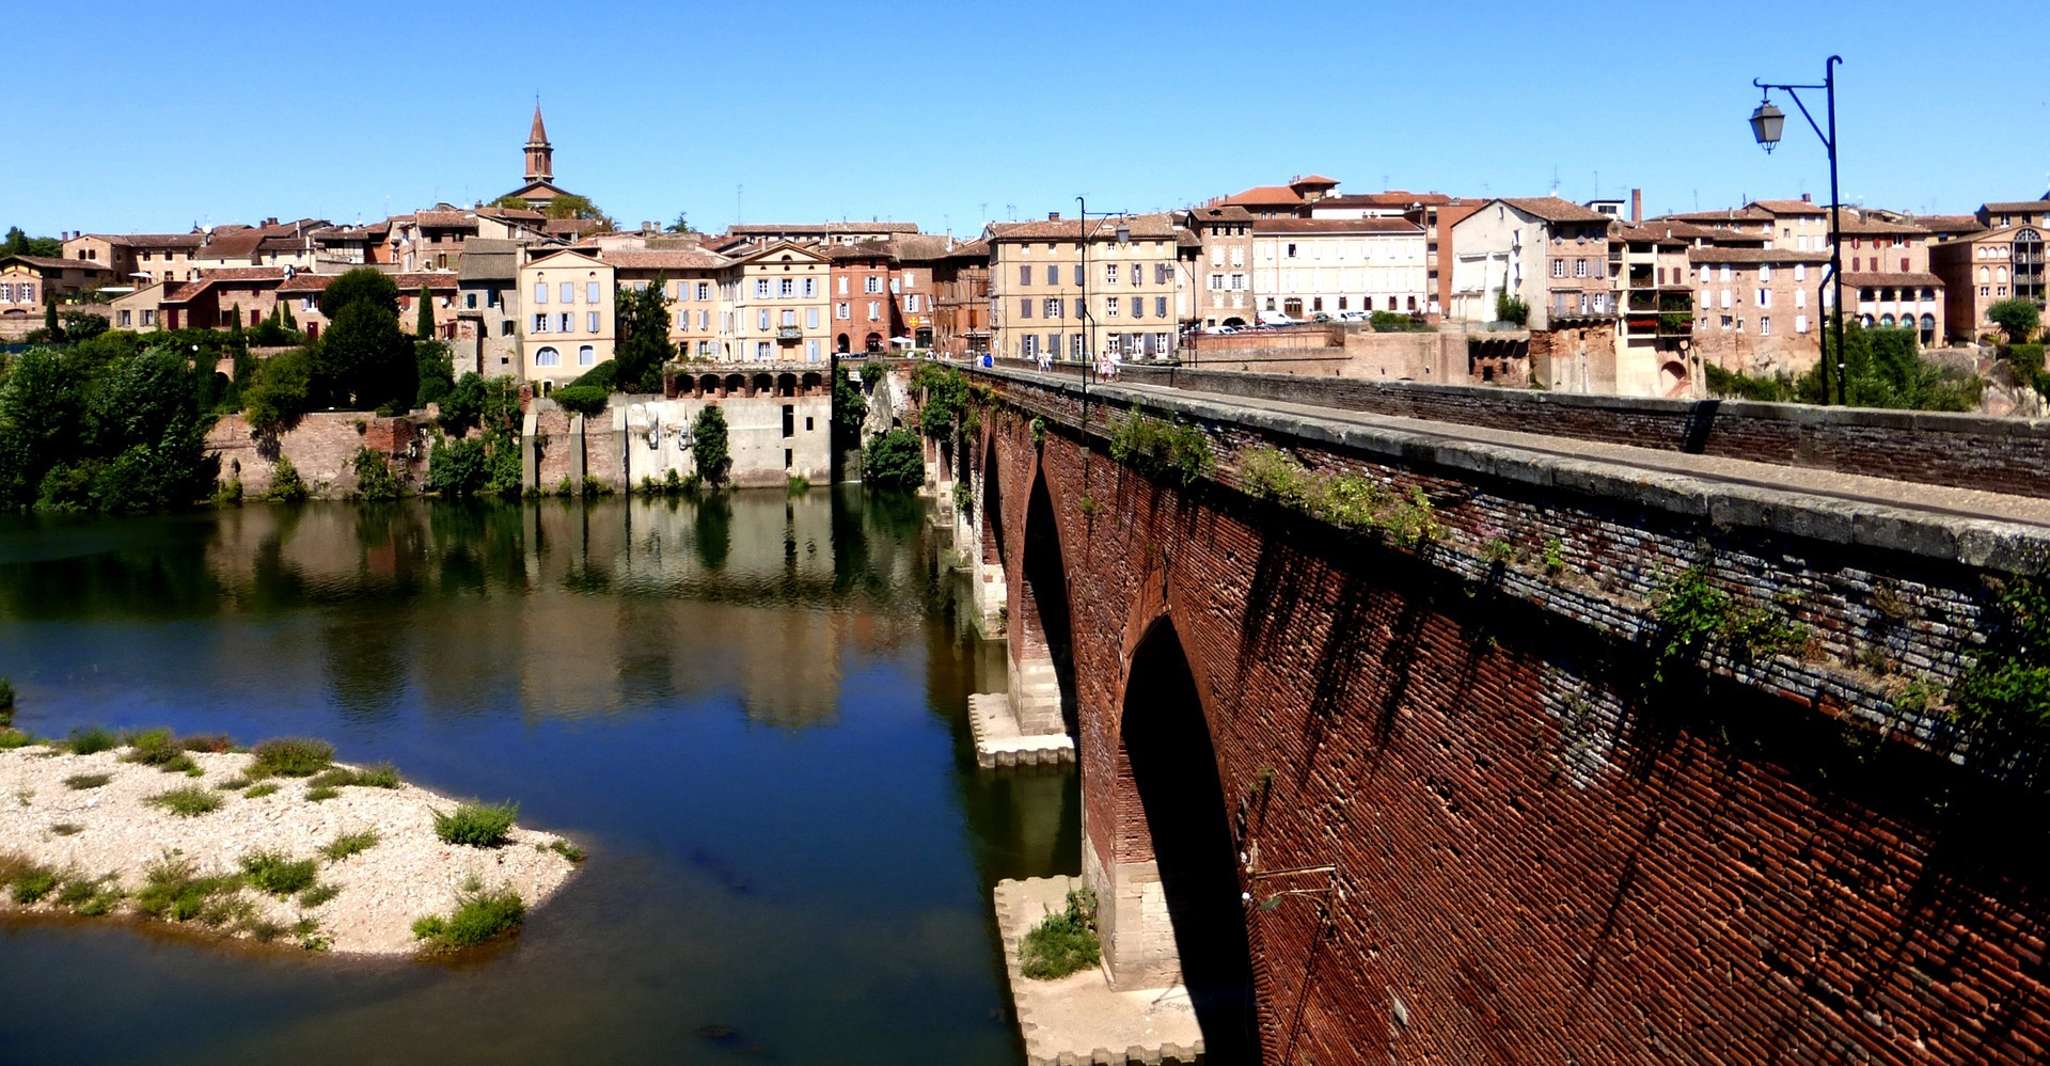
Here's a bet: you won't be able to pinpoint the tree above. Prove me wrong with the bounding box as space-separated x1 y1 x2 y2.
316 268 400 320
1989 298 2043 346
1494 289 1529 326
61 312 108 341
42 301 58 338
279 299 296 329
416 284 433 338
0 348 86 508
415 340 455 408
691 404 731 486
1807 324 1979 411
833 365 867 441
318 301 413 411
612 281 674 394
542 194 612 228
667 211 692 234
861 429 924 491
552 384 609 416
426 435 487 497
241 347 314 434
3 227 60 257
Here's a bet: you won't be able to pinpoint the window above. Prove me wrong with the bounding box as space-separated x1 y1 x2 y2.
1286 243 1298 258
1130 296 1142 318
837 276 849 295
869 301 881 321
1574 258 1588 278
534 281 548 304
806 339 821 362
1155 296 1167 318
781 309 797 327
1022 335 1039 358
1552 259 1566 278
500 320 512 337
1019 298 1032 320
1074 298 1086 318
1044 298 1062 318
697 282 711 301
1156 332 1171 355
803 278 816 297
143 309 155 326
1070 333 1084 358
1230 273 1244 290
586 281 600 303
889 278 900 295
806 307 820 329
1210 273 1224 290
1698 266 1710 284
756 279 771 297
757 309 770 330
466 292 477 309
1719 266 1732 283
903 272 917 289
836 302 850 320
118 309 131 326
1757 289 1769 307
1720 290 1732 309
1794 264 1806 282
559 282 573 304
1106 297 1119 318
1796 314 1809 334
532 313 548 332
1048 332 1061 355
906 294 921 312
756 341 771 359
578 345 595 365
866 276 882 293
535 346 560 366
779 279 794 297
1759 264 1772 282
1760 316 1771 336
1795 290 1807 309
1105 264 1118 284
558 313 572 332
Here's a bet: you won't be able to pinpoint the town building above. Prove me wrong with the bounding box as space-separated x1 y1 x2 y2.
191 219 327 273
1216 174 1343 219
1609 219 1698 397
722 241 831 364
886 234 957 351
985 212 1183 364
1448 197 1616 329
454 239 523 377
272 271 460 344
825 243 899 353
1931 225 2046 342
109 282 167 332
0 255 114 312
1747 197 1832 251
1686 246 1831 376
606 248 732 362
497 103 579 211
925 238 991 357
60 232 206 287
1975 197 2050 231
1249 217 1428 320
1182 205 1255 328
517 249 615 389
158 268 290 331
723 222 922 250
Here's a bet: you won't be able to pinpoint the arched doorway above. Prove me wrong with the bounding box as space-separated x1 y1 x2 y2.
1015 470 1076 736
836 334 850 354
865 332 883 353
1120 617 1259 1060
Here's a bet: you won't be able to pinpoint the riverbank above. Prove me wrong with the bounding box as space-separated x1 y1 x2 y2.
0 741 579 955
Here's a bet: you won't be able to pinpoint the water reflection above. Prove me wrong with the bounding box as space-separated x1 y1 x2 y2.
0 487 1076 1065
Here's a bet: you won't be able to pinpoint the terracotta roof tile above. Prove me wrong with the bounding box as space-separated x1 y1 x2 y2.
1500 197 1614 224
1252 217 1422 234
1313 191 1453 210
414 210 477 228
1186 205 1255 223
1748 198 1829 216
985 212 1182 242
6 255 112 272
1981 200 2050 213
1843 272 1943 288
1687 247 1831 264
602 249 732 270
1221 185 1304 207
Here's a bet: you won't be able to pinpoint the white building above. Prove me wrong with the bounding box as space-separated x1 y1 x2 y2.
1448 197 1616 330
1249 217 1428 319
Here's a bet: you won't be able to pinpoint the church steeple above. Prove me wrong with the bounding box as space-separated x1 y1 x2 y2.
524 100 553 184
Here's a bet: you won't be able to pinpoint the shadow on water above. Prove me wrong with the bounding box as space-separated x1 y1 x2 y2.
0 486 1075 1066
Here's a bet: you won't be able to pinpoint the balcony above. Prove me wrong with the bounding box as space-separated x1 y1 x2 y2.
777 326 802 341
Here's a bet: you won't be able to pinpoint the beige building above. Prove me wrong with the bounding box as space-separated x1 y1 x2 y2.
1250 217 1427 320
1448 197 1616 329
1183 205 1256 328
986 212 1183 363
607 248 733 362
456 239 522 378
109 282 168 332
518 249 615 388
62 232 206 287
1609 220 1699 397
722 242 830 364
1748 198 1832 252
0 255 114 313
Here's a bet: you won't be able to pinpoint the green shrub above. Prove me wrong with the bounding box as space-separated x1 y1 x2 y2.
320 828 380 862
433 801 518 847
65 726 118 755
266 456 310 502
1494 290 1529 326
859 360 884 388
545 838 586 863
146 785 222 817
312 762 400 790
426 435 488 497
787 474 810 495
1651 565 1805 684
212 478 244 506
244 782 280 798
250 737 333 777
691 404 732 486
0 728 31 749
1236 446 1314 505
1019 888 1101 979
135 856 240 922
124 728 196 772
49 823 82 836
181 733 234 753
239 851 318 896
299 883 341 908
63 773 111 790
1988 298 2042 345
0 677 13 716
862 428 924 490
412 884 527 952
1108 410 1213 488
10 863 59 904
552 384 610 417
305 785 339 802
352 447 401 501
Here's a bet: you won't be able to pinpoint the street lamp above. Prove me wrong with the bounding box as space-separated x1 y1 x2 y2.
1750 56 1846 406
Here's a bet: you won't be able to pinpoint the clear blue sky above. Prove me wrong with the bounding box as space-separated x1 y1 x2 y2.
14 1 2047 238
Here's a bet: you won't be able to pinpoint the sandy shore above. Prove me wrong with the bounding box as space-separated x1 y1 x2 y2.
0 744 579 955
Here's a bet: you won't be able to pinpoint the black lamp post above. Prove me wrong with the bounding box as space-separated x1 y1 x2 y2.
1751 55 1847 406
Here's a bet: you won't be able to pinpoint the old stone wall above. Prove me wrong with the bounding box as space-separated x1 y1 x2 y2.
206 412 420 496
1099 364 2050 499
973 366 2050 1064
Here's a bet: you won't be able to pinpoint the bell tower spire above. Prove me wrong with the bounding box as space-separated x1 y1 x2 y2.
524 97 553 185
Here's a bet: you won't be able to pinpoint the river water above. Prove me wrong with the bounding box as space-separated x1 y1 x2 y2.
0 491 1076 1065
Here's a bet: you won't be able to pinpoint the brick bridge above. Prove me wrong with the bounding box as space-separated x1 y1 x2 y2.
908 361 2050 1064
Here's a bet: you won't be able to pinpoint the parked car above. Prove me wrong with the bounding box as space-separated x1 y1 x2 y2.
1311 312 1332 323
1258 311 1298 327
1336 310 1370 323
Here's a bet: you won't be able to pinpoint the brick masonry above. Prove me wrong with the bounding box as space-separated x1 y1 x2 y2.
939 363 2050 1064
206 411 421 496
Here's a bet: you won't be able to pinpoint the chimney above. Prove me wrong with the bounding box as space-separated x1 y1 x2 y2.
1801 192 1812 203
1047 211 1060 221
1630 188 1642 223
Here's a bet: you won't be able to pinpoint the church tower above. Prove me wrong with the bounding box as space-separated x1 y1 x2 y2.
524 102 553 185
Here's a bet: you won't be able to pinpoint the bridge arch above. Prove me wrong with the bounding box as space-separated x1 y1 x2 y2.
980 434 1006 569
1108 614 1259 1058
1010 461 1076 738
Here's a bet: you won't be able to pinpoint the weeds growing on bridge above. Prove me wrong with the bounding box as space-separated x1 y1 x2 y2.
1108 410 1214 488
1234 446 1443 547
1949 576 2050 787
1650 565 1806 686
1020 888 1101 980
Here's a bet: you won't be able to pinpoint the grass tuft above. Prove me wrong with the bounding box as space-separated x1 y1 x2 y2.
65 726 119 755
544 839 586 863
239 851 318 896
305 785 339 802
299 882 341 908
218 776 252 790
320 829 380 862
123 729 198 773
49 823 82 836
8 862 59 904
293 917 331 952
249 737 333 778
244 782 280 799
146 785 223 817
433 801 517 848
63 773 112 790
351 762 401 789
136 856 241 922
412 884 526 952
0 728 32 750
180 734 235 753
1019 888 1102 980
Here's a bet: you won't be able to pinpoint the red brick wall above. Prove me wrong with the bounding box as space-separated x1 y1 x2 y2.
976 382 2049 1064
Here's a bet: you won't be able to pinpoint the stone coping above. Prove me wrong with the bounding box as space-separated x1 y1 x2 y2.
966 364 2050 575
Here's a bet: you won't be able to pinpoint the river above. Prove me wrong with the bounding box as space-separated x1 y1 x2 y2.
0 490 1076 1064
